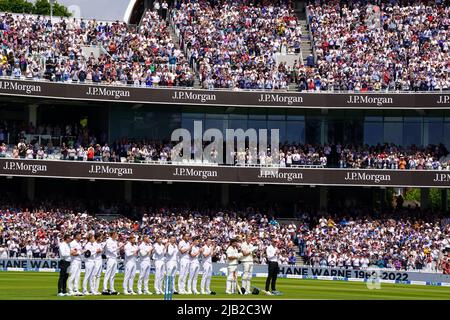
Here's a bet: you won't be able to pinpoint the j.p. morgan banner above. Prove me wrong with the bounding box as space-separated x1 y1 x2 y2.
1 159 450 188
1 259 449 284
0 78 449 109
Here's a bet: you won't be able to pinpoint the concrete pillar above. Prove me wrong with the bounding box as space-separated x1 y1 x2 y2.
421 188 430 210
26 178 35 201
319 186 328 211
124 181 132 203
441 189 448 212
221 184 229 207
28 104 38 127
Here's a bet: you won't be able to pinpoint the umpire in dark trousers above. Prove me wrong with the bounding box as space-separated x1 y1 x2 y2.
57 234 72 296
265 238 279 295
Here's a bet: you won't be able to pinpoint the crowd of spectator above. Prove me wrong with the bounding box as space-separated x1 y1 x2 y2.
1 201 449 272
301 0 450 92
0 10 194 86
299 211 450 272
2 130 450 170
1 0 448 92
172 0 302 90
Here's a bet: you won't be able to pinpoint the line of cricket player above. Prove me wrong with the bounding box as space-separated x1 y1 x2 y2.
60 231 260 296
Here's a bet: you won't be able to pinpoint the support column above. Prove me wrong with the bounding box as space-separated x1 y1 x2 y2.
380 188 387 211
319 186 328 211
441 189 448 212
26 178 35 201
124 181 132 203
221 184 229 207
421 188 430 210
28 104 38 127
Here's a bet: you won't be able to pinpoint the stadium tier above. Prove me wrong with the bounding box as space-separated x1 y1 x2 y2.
0 0 449 301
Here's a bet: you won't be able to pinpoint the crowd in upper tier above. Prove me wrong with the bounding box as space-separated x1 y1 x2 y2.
1 201 449 272
301 0 449 91
0 0 447 91
0 10 194 86
172 0 302 89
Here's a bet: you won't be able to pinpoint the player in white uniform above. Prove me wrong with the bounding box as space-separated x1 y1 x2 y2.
82 235 96 295
200 239 215 294
187 237 201 294
123 235 139 295
67 233 83 296
103 231 121 295
240 235 257 294
177 234 191 294
226 239 241 294
153 237 166 294
137 235 153 295
91 234 104 295
165 235 179 294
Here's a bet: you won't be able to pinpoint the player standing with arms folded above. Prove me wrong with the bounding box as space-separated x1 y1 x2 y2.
103 231 121 295
123 235 139 295
187 237 201 294
153 237 166 294
177 234 191 294
137 235 153 295
165 235 178 294
226 239 241 294
200 238 215 295
67 232 83 296
240 235 256 294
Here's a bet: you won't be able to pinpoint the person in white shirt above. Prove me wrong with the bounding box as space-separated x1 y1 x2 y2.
165 235 178 294
82 235 96 295
103 231 121 295
137 235 153 295
240 235 257 294
57 234 72 296
91 234 104 295
123 235 139 295
226 239 241 294
0 245 8 259
265 238 279 295
26 241 33 258
153 237 166 294
187 237 201 294
67 233 83 296
177 234 191 294
200 238 215 295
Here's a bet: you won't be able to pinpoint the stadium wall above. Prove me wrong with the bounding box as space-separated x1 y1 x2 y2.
0 79 449 109
1 159 450 188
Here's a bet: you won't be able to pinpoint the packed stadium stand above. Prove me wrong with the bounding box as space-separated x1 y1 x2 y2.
0 0 449 278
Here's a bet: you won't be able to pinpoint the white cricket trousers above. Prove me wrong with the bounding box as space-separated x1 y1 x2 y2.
242 262 253 292
178 258 190 293
165 261 177 292
187 261 200 293
82 260 95 293
123 261 137 293
103 258 117 292
138 260 151 292
68 260 82 294
226 265 238 293
200 262 212 293
154 260 165 293
92 259 103 294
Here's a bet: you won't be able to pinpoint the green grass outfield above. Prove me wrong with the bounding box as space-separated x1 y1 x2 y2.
0 272 449 300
